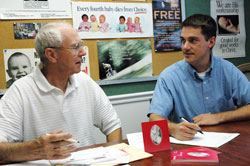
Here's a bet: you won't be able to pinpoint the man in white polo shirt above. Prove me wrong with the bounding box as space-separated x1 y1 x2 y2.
0 22 122 164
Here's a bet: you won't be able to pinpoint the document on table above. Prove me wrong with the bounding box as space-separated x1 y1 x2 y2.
127 132 145 151
3 160 51 165
127 132 240 148
170 131 240 148
106 143 152 163
50 146 129 165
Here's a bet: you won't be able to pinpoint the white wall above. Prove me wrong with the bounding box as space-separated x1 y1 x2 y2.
94 91 153 144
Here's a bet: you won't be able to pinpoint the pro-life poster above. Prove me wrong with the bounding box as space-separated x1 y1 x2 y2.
72 2 153 39
211 0 246 58
152 0 185 52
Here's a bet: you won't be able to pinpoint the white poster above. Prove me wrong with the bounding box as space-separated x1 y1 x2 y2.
0 0 71 20
3 48 39 88
81 46 91 76
72 2 153 39
211 0 246 58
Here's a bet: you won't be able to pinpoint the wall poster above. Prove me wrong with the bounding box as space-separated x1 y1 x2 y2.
211 0 246 58
152 0 185 52
0 0 72 19
72 1 153 39
97 39 152 81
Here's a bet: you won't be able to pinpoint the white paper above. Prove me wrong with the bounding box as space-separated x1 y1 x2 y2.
3 160 50 166
170 132 240 148
127 132 145 151
0 0 72 19
81 46 91 76
50 146 113 165
127 131 240 149
49 146 130 165
71 2 153 39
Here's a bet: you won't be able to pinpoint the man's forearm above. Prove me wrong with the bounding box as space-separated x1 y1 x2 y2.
218 104 250 123
0 141 38 164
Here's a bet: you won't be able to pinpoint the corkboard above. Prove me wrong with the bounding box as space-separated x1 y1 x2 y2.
0 0 183 92
1 0 248 96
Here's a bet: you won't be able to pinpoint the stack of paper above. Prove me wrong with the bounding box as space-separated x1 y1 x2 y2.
49 143 152 166
50 147 116 165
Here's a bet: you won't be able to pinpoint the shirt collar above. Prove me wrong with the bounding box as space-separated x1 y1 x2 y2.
33 65 79 93
186 55 214 80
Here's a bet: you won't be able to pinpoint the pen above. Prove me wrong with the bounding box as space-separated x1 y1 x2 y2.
46 134 80 143
179 117 204 134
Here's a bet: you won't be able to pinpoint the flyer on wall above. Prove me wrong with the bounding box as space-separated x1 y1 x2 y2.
152 0 185 52
0 0 72 20
71 1 153 39
211 0 246 58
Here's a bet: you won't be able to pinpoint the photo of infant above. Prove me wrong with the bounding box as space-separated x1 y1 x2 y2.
78 14 91 32
217 15 240 35
99 15 110 32
78 14 111 33
4 49 40 88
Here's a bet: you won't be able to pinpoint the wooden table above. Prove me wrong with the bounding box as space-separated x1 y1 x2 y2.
82 120 250 166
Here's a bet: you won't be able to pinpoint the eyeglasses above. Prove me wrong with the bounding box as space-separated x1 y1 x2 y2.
50 40 84 55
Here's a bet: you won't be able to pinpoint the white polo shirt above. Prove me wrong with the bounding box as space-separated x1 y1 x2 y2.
0 66 121 147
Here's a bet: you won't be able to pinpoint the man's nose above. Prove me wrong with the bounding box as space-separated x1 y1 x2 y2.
182 41 190 50
78 47 86 57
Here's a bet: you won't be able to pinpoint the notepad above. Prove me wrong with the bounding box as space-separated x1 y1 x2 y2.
170 131 240 148
127 131 240 148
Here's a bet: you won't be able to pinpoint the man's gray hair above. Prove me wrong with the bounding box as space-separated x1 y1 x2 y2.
34 22 72 65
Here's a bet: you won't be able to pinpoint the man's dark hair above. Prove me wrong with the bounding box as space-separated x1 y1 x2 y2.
181 14 217 41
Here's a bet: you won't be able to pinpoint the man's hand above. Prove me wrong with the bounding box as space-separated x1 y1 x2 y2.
193 113 221 126
1 130 77 164
170 121 201 141
149 114 200 141
31 130 77 160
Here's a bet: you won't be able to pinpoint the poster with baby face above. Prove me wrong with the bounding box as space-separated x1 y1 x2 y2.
3 48 40 88
71 1 153 39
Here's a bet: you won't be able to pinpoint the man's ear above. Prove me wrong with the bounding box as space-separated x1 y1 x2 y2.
45 48 57 63
208 36 216 49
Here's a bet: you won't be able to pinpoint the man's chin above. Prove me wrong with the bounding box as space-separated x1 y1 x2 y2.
74 68 82 74
184 57 193 63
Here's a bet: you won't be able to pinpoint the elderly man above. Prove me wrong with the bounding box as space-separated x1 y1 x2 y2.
149 14 250 141
0 22 122 164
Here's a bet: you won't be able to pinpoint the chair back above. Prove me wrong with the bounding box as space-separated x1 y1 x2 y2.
237 63 250 81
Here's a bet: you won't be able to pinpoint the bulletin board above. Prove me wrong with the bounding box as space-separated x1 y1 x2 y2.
0 0 183 95
0 0 249 96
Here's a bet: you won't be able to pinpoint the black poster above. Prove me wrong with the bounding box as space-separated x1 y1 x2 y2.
152 0 182 52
